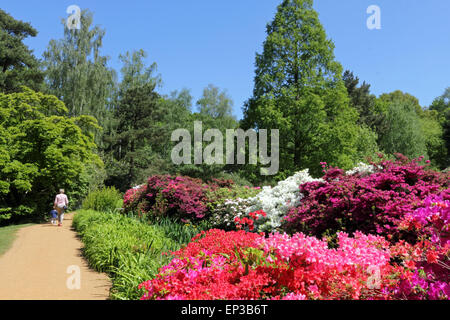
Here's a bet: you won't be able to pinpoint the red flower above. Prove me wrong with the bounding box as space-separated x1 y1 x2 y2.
426 251 438 264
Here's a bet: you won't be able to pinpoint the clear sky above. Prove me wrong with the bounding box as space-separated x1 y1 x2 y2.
2 0 449 119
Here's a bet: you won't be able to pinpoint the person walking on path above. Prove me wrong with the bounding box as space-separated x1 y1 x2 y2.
54 189 69 227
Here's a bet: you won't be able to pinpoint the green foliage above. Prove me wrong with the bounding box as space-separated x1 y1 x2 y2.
169 85 239 181
444 108 450 165
82 187 123 212
42 9 116 134
73 210 177 299
420 110 447 169
197 84 235 120
378 97 428 159
103 50 181 191
143 215 206 244
353 124 381 163
0 9 44 93
430 87 450 167
204 185 260 212
0 87 102 222
106 82 163 190
241 0 361 177
430 87 450 114
343 70 384 131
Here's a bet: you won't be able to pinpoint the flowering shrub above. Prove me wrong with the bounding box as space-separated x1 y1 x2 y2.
123 184 146 206
234 210 267 231
392 195 450 299
208 197 254 230
129 156 450 300
123 184 148 214
123 175 265 223
138 229 436 300
248 170 323 232
123 175 215 221
284 155 450 241
345 162 378 176
207 170 321 233
399 195 449 246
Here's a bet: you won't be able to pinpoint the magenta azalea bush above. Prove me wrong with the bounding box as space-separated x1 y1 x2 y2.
284 155 450 242
393 195 449 299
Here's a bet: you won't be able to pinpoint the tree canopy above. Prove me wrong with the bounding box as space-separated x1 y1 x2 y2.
0 9 44 93
0 87 102 223
242 0 361 177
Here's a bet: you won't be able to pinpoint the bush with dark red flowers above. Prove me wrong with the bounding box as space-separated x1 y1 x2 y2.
123 175 214 221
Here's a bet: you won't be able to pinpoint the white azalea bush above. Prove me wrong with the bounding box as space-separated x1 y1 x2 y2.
209 170 322 233
209 197 254 230
345 162 378 176
249 170 323 232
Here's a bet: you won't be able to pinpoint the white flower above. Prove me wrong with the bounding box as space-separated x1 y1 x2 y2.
248 170 323 232
346 162 379 176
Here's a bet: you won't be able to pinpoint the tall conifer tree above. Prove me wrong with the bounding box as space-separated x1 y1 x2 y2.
242 0 359 176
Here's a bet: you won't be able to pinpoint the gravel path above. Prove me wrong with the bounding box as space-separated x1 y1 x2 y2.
0 213 111 300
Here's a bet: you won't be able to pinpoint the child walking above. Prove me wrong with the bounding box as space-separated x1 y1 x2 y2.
49 209 58 225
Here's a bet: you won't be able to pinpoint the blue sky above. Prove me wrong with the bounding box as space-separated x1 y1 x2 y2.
2 0 449 119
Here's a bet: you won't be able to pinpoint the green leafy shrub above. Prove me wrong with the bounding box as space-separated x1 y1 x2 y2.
204 185 261 211
82 187 123 212
73 210 180 300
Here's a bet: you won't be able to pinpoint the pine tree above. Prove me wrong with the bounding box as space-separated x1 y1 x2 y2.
0 9 44 93
104 50 167 189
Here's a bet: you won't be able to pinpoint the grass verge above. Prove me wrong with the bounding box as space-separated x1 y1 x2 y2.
0 223 34 257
